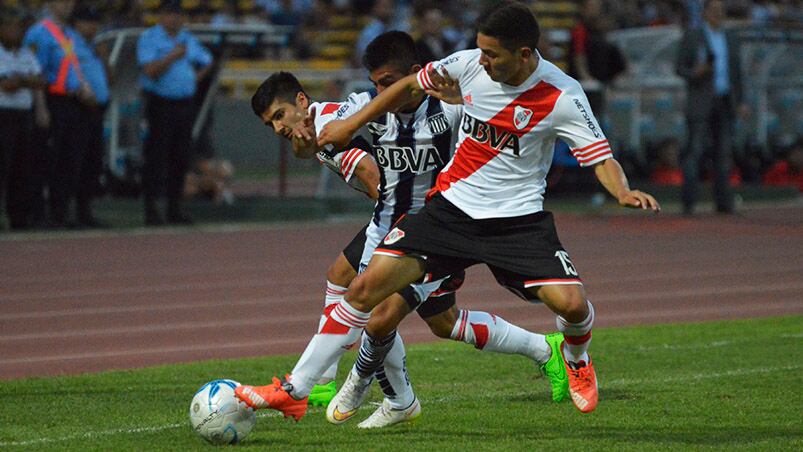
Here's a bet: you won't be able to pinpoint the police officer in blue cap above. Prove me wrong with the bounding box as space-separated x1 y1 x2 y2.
72 4 109 228
137 0 213 225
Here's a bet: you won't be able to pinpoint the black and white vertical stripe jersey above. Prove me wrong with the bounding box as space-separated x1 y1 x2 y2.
313 91 463 230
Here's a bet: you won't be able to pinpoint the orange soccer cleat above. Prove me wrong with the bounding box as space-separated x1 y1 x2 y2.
561 344 598 413
235 376 308 421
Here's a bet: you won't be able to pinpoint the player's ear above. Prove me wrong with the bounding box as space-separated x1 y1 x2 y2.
520 47 533 60
296 92 309 109
410 64 422 74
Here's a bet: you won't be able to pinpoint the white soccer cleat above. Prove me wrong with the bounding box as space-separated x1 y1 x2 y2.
357 397 421 429
325 370 372 424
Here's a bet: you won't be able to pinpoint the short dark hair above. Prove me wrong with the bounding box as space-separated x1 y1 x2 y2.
476 0 540 52
362 30 420 72
251 71 305 117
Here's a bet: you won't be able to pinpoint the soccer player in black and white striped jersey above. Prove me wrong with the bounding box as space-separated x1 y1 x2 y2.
238 31 569 427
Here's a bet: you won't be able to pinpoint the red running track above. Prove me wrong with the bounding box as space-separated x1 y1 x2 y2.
1 203 801 380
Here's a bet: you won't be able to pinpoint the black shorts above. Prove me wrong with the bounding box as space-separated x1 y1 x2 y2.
341 224 459 319
375 194 583 302
342 224 368 271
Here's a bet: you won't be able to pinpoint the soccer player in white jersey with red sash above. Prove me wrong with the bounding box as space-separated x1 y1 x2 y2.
316 0 660 415
237 0 660 419
238 30 573 426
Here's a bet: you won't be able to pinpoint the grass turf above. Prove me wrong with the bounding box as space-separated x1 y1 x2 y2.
0 316 800 451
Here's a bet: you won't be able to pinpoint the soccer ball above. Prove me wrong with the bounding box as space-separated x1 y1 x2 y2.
189 379 256 445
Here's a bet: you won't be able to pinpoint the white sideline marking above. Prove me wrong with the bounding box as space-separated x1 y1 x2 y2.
0 366 797 447
634 334 800 352
0 410 292 447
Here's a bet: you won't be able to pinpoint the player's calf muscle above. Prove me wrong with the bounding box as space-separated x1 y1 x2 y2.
424 309 458 338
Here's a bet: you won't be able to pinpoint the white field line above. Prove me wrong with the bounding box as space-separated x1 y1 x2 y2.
0 405 299 447
633 334 801 352
0 365 798 448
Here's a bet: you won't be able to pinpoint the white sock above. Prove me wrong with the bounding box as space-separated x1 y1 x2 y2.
556 300 594 365
318 281 347 382
376 333 415 410
290 300 370 398
450 309 550 364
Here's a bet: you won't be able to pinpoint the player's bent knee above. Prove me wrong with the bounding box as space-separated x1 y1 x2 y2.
560 289 588 319
345 275 374 312
538 284 588 321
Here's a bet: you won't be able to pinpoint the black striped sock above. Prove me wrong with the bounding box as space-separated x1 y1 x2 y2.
355 330 397 379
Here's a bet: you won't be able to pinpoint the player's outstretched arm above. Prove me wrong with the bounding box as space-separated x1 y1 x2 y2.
593 158 661 212
317 74 422 149
352 156 380 200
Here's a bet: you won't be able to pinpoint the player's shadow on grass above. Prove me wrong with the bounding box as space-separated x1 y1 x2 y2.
596 388 635 401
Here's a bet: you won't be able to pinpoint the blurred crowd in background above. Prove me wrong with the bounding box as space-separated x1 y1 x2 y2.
0 0 801 231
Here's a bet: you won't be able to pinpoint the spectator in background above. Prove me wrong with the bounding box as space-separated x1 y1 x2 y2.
210 1 239 26
0 9 47 230
73 5 109 228
685 0 705 28
184 158 235 205
749 0 778 25
675 0 747 215
24 0 96 228
763 141 803 192
650 138 683 186
257 0 314 16
414 7 454 63
568 0 625 127
137 0 213 225
267 0 312 59
353 0 403 65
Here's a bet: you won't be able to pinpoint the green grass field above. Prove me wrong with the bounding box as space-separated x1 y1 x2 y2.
1 316 801 451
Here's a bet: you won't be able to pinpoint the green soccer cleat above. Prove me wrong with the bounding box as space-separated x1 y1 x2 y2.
540 332 570 402
308 381 337 407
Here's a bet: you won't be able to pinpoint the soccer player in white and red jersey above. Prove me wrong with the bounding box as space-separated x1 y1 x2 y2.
238 0 660 419
240 31 572 426
314 0 660 415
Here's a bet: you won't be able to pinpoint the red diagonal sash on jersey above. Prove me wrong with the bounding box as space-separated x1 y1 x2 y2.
430 81 562 196
320 102 340 115
486 81 562 136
